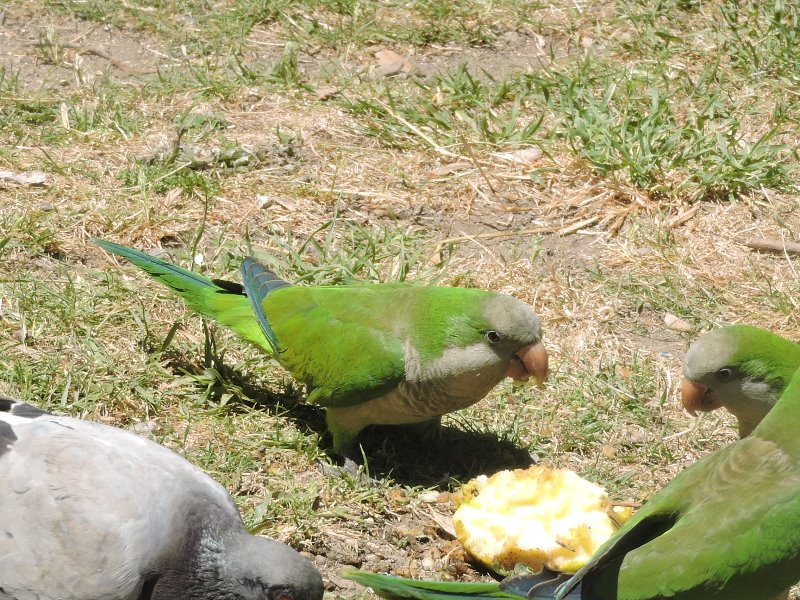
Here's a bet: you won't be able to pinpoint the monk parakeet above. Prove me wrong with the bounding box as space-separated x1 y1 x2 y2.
93 239 548 457
345 364 800 600
682 324 800 437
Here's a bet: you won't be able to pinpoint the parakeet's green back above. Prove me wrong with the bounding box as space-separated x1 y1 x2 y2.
261 284 500 407
726 324 800 392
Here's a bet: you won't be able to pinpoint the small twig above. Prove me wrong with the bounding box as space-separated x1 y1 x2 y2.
666 204 701 229
376 99 467 161
611 501 643 508
557 215 600 235
28 40 158 73
69 24 101 46
662 426 696 441
744 237 800 256
431 216 600 259
460 135 496 195
427 507 456 540
466 180 495 206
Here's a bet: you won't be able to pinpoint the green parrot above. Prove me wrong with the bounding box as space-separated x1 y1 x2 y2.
93 239 548 458
345 364 800 600
681 324 800 438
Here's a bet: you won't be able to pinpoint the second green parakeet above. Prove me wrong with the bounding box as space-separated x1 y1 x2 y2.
681 324 800 437
346 364 800 600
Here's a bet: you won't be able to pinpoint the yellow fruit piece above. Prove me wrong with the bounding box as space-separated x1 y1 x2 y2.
453 466 633 575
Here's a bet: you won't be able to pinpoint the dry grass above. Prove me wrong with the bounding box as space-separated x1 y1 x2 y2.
2 0 800 597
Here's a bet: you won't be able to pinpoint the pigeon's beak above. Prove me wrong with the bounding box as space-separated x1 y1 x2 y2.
506 341 549 387
680 378 720 416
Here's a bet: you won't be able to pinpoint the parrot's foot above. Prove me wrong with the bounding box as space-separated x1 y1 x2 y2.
398 417 442 444
315 457 377 485
340 455 362 477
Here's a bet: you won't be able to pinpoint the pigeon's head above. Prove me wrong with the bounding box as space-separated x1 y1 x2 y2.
223 534 324 600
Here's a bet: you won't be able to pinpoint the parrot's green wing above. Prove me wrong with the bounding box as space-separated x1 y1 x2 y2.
94 239 273 352
558 436 800 600
240 257 292 352
240 262 408 408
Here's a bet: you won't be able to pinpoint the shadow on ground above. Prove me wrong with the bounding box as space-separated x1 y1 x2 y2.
164 349 536 488
353 424 536 487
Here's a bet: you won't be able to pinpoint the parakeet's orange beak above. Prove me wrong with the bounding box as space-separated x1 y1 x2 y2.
680 378 721 416
506 341 549 387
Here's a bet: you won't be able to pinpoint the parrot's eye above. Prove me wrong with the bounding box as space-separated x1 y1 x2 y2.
716 368 733 381
485 330 501 344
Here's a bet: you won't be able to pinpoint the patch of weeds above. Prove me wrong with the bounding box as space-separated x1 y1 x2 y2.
230 46 312 94
177 111 230 138
120 161 221 195
265 43 310 91
613 0 703 57
522 55 793 199
0 65 20 96
719 0 800 81
241 214 452 285
340 62 545 151
32 28 69 65
179 0 291 53
146 59 242 101
586 264 710 325
0 212 62 255
0 265 167 417
405 0 499 45
46 0 118 26
1 73 145 146
548 352 674 492
151 45 308 99
0 94 62 146
246 483 323 533
60 91 145 138
14 101 57 127
742 263 799 316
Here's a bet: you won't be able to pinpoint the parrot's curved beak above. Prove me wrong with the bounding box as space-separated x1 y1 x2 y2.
506 341 549 387
680 378 720 416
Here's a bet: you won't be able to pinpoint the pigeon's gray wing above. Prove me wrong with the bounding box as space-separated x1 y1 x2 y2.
0 405 239 600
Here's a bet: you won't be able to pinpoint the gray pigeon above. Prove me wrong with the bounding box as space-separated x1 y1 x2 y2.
0 397 324 600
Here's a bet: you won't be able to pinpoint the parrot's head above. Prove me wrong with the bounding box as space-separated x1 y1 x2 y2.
681 325 800 437
481 294 548 387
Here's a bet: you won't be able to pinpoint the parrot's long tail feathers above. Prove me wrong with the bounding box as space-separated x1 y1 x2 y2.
341 569 521 599
93 239 274 353
94 238 218 294
240 257 291 353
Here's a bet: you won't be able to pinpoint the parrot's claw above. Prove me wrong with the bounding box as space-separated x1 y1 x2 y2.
315 457 378 486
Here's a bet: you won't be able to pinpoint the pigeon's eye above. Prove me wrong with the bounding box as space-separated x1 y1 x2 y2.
485 330 501 344
716 368 733 381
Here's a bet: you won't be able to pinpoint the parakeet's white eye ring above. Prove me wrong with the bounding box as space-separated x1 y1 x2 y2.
716 367 733 381
485 330 501 344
